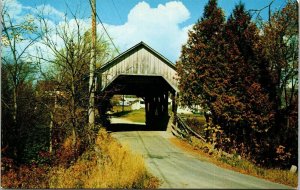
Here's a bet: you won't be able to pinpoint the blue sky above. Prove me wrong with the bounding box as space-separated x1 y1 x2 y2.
6 0 286 62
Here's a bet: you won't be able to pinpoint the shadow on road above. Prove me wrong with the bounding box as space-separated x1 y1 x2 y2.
110 111 132 117
107 123 165 132
107 114 170 131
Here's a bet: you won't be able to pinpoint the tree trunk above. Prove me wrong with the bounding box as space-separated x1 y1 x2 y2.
13 86 17 124
49 111 53 154
71 76 77 158
12 86 18 157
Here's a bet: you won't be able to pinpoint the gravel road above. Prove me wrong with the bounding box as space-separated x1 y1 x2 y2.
112 130 293 189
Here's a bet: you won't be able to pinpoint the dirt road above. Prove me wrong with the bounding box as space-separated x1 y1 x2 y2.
112 130 293 189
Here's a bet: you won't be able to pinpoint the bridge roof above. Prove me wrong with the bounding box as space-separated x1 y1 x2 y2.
98 41 176 72
98 41 179 93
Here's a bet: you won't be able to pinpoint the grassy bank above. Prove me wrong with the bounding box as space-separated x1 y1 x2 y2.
49 128 159 188
171 137 297 188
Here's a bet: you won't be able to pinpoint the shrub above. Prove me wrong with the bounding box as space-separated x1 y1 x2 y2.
53 135 80 167
1 164 50 188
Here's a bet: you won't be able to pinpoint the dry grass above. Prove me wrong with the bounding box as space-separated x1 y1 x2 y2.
112 105 132 112
171 137 298 188
49 128 160 188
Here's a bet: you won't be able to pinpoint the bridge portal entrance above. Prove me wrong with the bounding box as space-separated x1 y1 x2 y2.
97 42 178 130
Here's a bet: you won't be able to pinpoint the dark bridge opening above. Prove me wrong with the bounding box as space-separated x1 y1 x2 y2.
102 75 176 131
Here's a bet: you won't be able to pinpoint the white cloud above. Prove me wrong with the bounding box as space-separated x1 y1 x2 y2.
58 18 91 37
3 0 192 64
103 1 192 62
2 0 23 17
35 4 65 19
2 0 65 21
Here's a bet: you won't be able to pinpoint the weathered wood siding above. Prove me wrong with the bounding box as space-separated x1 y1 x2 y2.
101 46 178 91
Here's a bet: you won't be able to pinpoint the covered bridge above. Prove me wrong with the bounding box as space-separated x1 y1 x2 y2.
97 41 179 130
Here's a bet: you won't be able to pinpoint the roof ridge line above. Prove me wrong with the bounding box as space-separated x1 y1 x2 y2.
98 42 175 73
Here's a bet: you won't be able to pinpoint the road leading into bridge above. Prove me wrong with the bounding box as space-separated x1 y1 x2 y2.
112 130 293 189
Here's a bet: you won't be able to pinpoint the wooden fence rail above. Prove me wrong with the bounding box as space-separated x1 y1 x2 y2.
171 114 206 142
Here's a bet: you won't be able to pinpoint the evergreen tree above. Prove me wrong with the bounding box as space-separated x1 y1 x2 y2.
176 0 226 109
220 3 274 159
177 1 276 163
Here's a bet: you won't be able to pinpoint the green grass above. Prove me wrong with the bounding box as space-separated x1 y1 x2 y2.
111 106 145 123
180 114 206 124
180 115 206 136
120 109 145 123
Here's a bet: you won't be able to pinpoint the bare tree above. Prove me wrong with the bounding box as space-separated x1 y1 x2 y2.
1 5 39 126
35 9 112 156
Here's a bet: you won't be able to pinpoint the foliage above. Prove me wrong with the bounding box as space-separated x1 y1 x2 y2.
176 0 225 108
215 3 275 163
260 0 298 167
1 160 50 189
221 3 272 129
1 64 50 163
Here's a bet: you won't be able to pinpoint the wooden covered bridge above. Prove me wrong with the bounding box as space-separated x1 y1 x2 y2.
97 42 178 130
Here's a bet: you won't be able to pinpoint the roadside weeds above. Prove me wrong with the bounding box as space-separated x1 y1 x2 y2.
170 137 298 188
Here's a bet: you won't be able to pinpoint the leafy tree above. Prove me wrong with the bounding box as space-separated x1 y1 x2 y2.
261 0 298 123
261 0 298 167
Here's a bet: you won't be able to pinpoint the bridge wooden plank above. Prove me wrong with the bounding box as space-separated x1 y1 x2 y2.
98 42 178 92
